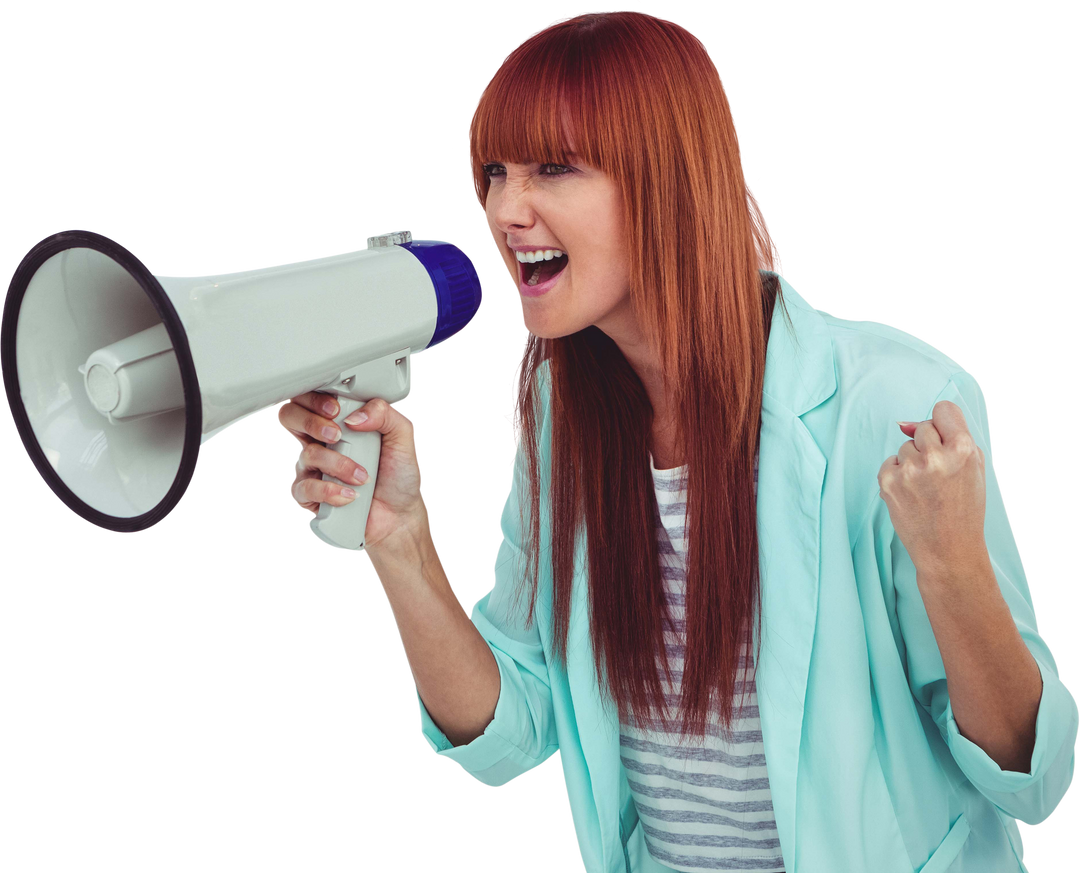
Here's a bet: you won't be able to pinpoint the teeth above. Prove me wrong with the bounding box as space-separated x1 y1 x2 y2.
515 249 565 263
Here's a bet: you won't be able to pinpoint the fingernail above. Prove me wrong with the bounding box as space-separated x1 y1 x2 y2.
322 426 340 441
353 466 367 484
897 420 916 427
340 487 356 499
344 410 368 425
323 400 337 416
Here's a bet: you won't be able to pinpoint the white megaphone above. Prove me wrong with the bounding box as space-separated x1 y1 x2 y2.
1 229 482 550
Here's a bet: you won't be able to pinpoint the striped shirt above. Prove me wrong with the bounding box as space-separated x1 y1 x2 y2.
619 448 786 872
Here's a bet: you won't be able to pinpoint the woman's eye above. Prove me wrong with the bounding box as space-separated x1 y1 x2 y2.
482 163 572 178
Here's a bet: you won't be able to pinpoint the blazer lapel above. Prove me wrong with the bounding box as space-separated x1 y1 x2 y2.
752 273 836 864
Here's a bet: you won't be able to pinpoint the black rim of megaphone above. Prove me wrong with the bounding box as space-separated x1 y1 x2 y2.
1 229 203 533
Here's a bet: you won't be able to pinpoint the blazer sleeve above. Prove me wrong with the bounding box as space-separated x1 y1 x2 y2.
862 368 1078 825
416 373 559 787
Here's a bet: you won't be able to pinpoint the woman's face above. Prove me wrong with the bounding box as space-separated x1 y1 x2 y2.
485 151 634 341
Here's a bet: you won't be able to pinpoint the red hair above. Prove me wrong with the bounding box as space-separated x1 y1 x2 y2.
470 12 792 743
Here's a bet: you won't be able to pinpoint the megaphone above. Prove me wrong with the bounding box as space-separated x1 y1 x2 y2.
1 229 481 551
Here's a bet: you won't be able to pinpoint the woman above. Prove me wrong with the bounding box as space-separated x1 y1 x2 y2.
278 12 1077 872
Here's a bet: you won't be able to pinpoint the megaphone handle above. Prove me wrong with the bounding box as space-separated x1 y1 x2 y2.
309 397 382 550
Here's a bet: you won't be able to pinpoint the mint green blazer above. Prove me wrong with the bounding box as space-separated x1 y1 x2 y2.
417 273 1077 872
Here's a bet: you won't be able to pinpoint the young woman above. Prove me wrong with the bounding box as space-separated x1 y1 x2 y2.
278 12 1077 872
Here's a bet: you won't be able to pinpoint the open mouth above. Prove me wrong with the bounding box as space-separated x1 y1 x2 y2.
521 254 569 286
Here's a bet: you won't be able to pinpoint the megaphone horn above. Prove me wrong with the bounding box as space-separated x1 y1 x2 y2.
1 229 482 550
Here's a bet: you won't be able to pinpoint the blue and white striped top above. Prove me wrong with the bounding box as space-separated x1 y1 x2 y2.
619 448 786 872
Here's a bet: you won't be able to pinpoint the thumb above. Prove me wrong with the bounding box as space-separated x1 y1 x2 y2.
342 398 413 449
343 399 382 430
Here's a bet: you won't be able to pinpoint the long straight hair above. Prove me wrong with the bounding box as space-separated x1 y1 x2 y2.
470 12 793 742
